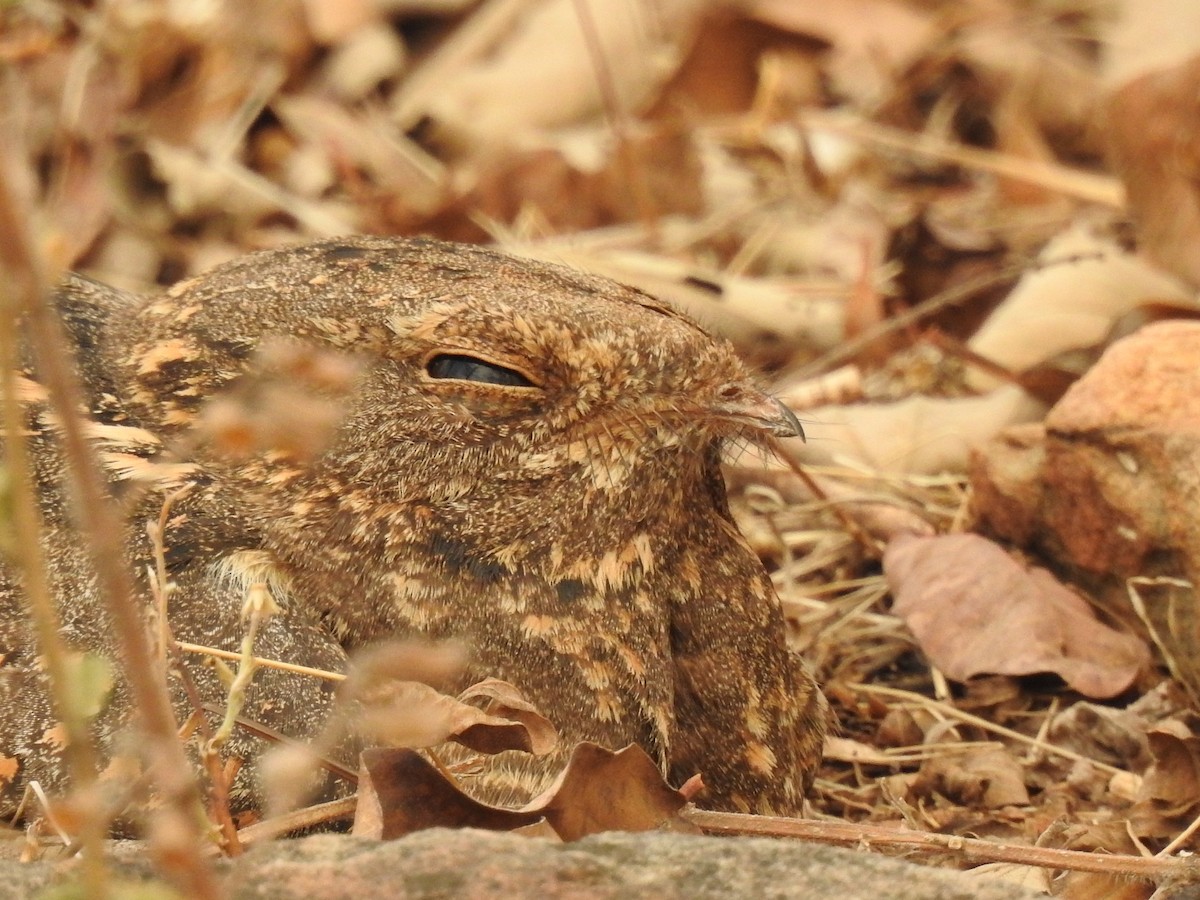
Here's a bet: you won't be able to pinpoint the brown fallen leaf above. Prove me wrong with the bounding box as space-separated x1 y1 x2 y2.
1137 715 1200 822
909 746 1030 809
743 0 935 105
352 742 689 841
405 0 708 144
196 339 364 462
521 743 691 842
884 533 1150 698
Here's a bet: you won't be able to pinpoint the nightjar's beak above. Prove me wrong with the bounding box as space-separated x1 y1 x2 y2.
710 385 806 442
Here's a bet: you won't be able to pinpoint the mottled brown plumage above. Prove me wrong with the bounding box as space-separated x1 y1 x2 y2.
0 236 825 818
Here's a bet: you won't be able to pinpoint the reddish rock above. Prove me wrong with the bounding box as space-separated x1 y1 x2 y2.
971 321 1200 692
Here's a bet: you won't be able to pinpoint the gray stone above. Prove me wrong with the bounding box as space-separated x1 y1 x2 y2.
2 829 1045 900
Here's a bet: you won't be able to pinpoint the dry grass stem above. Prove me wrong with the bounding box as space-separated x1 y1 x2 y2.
176 642 347 682
791 109 1126 208
853 684 1130 780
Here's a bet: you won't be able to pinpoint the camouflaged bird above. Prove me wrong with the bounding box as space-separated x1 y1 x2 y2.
0 236 825 818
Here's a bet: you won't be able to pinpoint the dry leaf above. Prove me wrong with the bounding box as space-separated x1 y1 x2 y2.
783 384 1046 475
457 678 559 756
1048 701 1152 772
272 96 444 213
341 640 468 695
885 533 1150 697
353 748 542 839
196 340 363 461
1101 0 1200 88
966 224 1193 391
1138 715 1200 819
339 648 554 755
909 747 1030 808
520 743 691 841
743 0 935 104
301 0 378 44
1106 55 1200 288
409 0 708 145
353 680 544 755
352 742 687 841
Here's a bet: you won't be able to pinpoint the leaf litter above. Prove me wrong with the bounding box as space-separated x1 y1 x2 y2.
8 0 1200 895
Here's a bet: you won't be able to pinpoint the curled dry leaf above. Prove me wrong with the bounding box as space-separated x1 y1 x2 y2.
339 647 555 756
1137 714 1200 820
353 748 542 840
352 742 688 841
885 533 1150 698
196 340 364 461
456 678 558 756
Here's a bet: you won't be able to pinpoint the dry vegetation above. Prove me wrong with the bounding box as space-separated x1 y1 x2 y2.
4 0 1200 897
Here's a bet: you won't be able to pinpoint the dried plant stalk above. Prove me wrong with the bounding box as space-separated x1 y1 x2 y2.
0 152 220 895
0 183 110 896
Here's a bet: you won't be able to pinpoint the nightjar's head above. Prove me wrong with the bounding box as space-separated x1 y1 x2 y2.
116 236 801 540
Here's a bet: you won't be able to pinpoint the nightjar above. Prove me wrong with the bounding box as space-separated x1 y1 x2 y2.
0 236 825 818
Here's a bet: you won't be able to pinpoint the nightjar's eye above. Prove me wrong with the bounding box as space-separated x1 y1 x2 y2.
426 353 535 388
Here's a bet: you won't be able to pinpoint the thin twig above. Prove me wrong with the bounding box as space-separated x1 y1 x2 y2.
235 796 357 846
683 810 1194 880
795 252 1107 379
147 488 242 855
570 0 660 238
